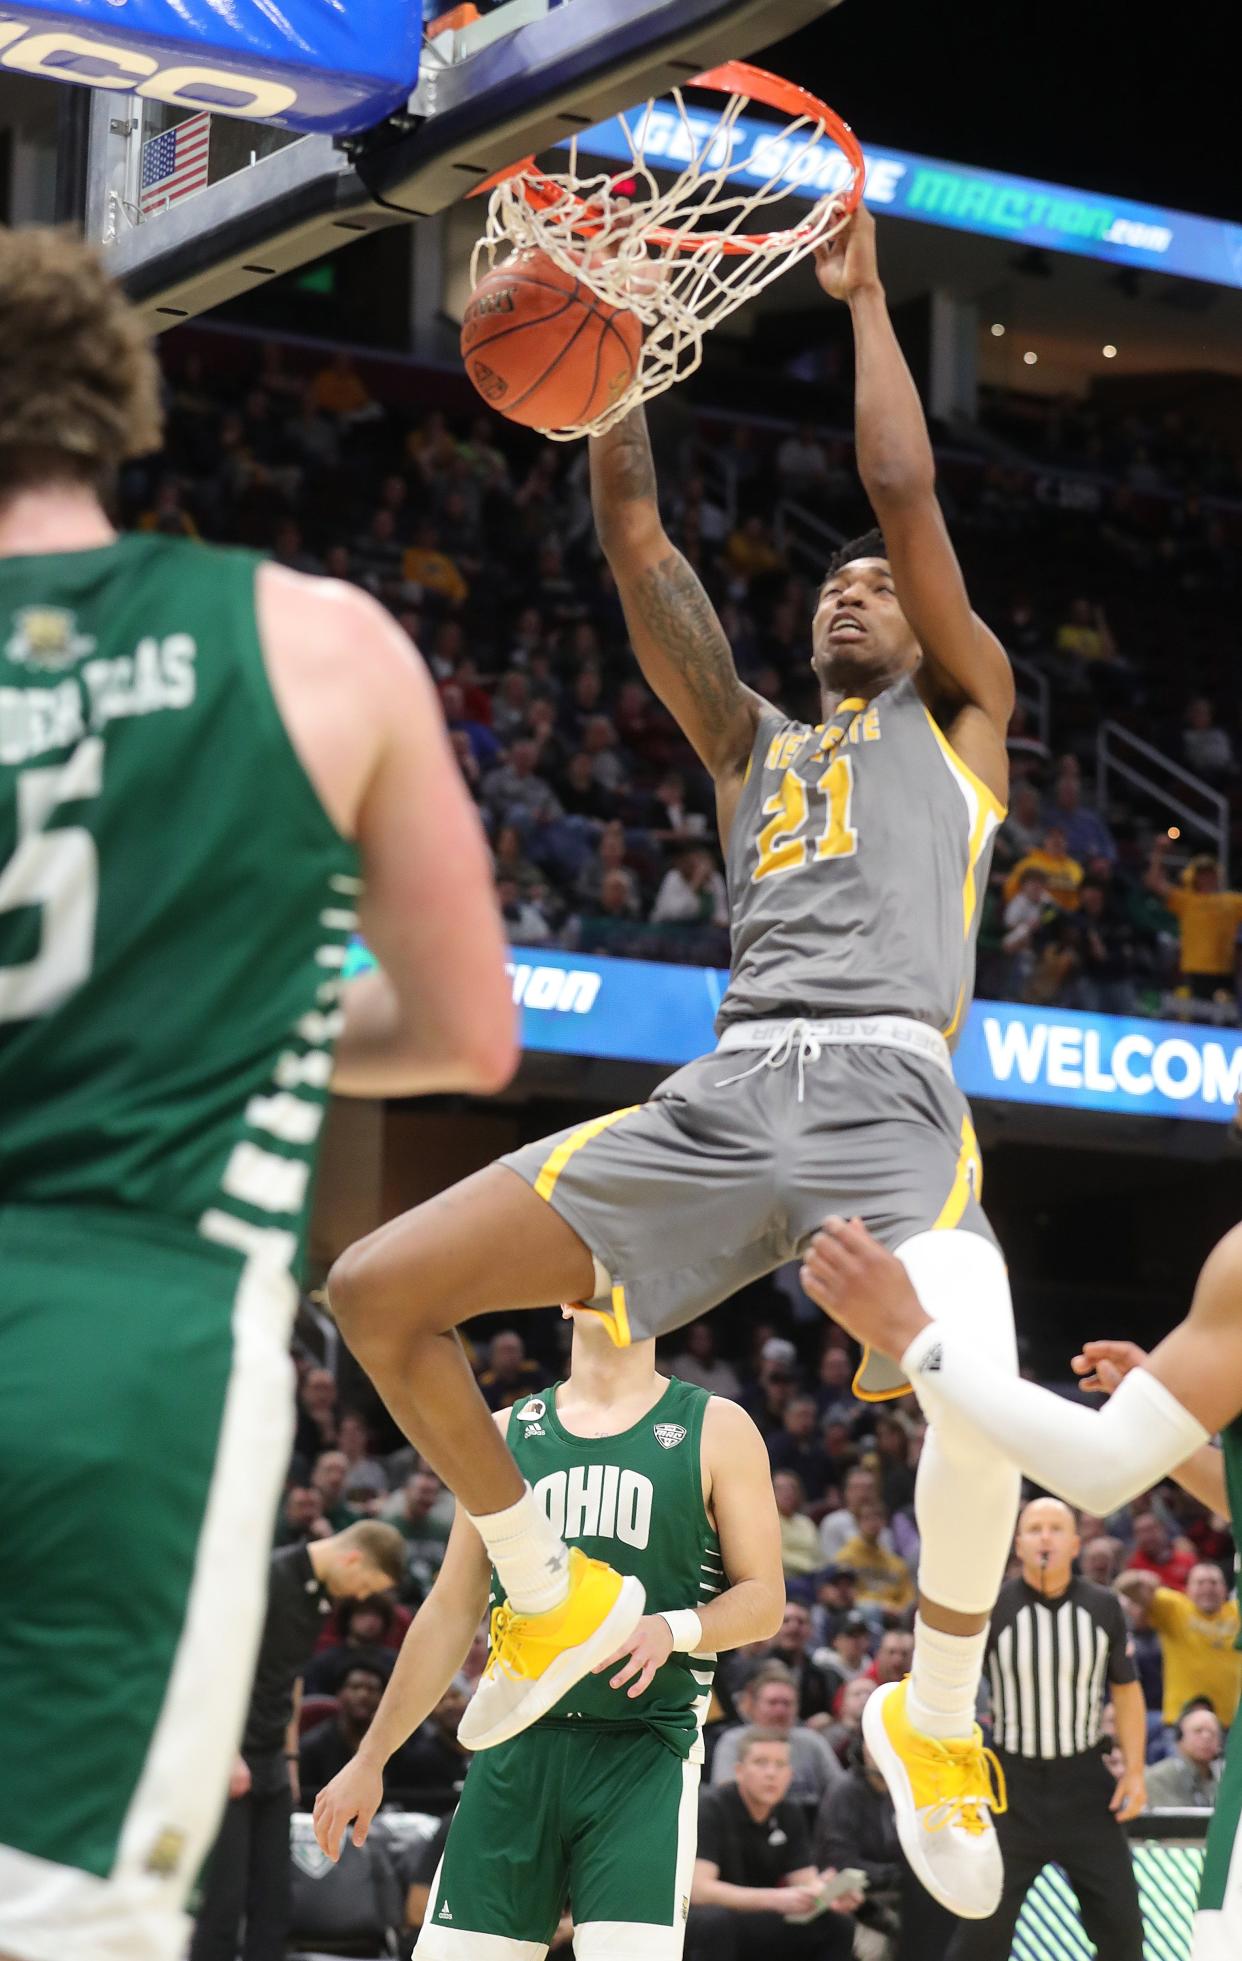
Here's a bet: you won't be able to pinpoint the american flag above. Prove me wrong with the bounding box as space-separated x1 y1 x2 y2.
140 113 212 217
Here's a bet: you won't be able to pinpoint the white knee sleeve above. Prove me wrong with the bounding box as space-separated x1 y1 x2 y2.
898 1231 1022 1615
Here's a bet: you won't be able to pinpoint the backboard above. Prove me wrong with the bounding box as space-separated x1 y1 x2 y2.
61 0 848 328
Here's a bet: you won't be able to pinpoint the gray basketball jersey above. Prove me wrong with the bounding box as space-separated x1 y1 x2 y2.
717 676 1004 1040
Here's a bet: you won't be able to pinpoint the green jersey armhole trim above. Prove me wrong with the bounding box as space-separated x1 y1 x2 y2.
239 553 358 849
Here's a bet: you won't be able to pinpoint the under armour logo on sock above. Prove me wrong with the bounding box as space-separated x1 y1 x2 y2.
547 1548 568 1574
920 1343 944 1373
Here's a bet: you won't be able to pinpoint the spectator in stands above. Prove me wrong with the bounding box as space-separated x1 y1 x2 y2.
1144 1705 1223 1809
395 1677 472 1813
1079 1536 1126 1586
138 475 199 539
402 518 468 608
573 870 648 956
336 1410 388 1496
815 1742 902 1952
711 1663 844 1806
388 1468 452 1595
724 514 786 587
689 1730 859 1960
833 1500 916 1622
1071 879 1138 1013
776 423 830 498
497 875 555 947
773 1471 824 1579
669 1320 742 1399
765 1600 837 1727
819 1468 894 1565
824 1674 875 1769
1124 1509 1197 1589
492 822 544 895
819 1608 872 1701
813 1561 861 1642
741 1338 801 1438
815 1342 864 1428
1045 774 1116 864
1146 837 1242 1011
869 1630 915 1687
1005 826 1084 912
276 1484 330 1548
304 1595 396 1695
768 1395 835 1509
311 1451 356 1533
1002 865 1050 991
1054 598 1119 674
1182 697 1236 781
299 1661 388 1806
309 350 375 421
997 780 1044 869
651 846 729 929
872 1410 916 1516
478 1329 545 1411
483 738 564 828
1117 1562 1241 1732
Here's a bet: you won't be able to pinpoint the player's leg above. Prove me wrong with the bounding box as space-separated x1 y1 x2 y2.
566 1728 701 1961
0 1212 294 1961
1192 1713 1242 1961
331 1065 781 1748
413 1729 566 1958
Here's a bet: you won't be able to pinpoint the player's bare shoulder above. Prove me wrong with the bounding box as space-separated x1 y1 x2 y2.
700 1393 770 1504
256 562 431 838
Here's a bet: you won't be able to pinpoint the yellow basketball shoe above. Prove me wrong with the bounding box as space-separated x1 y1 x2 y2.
458 1548 645 1752
863 1679 1007 1919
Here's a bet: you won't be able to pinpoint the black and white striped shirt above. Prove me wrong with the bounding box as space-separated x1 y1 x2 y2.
985 1576 1136 1761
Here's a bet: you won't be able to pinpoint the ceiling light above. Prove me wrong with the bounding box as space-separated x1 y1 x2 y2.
1023 350 1038 366
990 322 1005 337
1102 343 1118 358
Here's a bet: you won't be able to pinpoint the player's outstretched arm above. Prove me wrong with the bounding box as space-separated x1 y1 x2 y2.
259 569 516 1099
816 207 1013 764
800 1216 1242 1516
1073 1339 1231 1516
589 408 766 793
312 1501 491 1860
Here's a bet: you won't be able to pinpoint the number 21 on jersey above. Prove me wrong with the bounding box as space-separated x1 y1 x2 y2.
753 755 858 882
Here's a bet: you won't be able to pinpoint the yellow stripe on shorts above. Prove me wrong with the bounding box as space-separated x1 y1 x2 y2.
933 1113 983 1232
533 1105 642 1203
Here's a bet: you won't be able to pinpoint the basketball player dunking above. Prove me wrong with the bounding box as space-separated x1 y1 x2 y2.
330 202 1020 1919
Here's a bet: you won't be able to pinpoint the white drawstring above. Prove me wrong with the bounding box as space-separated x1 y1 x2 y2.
715 1017 823 1102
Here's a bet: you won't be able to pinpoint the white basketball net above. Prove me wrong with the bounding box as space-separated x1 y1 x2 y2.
470 77 861 440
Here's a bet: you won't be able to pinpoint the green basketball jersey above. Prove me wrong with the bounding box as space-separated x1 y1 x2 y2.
498 1375 722 1762
0 535 358 1278
1222 1409 1242 1650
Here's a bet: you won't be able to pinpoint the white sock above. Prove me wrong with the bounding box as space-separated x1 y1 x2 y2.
906 1614 988 1740
469 1483 571 1616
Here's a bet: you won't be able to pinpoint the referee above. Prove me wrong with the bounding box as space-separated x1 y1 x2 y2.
946 1497 1147 1961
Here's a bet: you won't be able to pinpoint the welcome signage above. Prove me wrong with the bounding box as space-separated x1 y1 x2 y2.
342 942 1242 1124
0 1 422 132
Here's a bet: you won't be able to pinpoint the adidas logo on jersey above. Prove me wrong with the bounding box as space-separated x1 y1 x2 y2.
516 1399 546 1421
524 1422 545 1438
438 1902 453 1921
654 1423 687 1450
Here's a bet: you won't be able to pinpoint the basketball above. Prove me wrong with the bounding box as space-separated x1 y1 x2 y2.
461 249 642 432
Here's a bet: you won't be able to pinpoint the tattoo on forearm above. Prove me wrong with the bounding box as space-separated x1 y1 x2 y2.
592 408 657 508
633 550 741 726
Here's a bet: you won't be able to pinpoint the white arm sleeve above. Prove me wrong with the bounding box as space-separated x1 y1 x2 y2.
901 1325 1209 1515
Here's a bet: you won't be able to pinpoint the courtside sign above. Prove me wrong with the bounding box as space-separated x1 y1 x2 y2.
0 2 422 132
344 941 1242 1123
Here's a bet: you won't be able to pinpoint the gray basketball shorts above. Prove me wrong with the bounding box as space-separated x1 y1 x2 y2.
500 1016 996 1386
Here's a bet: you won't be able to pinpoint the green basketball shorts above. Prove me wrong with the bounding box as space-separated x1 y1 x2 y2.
416 1722 701 1960
1194 1712 1242 1960
0 1205 297 1961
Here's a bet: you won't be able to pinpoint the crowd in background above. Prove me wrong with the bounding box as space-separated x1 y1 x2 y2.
130 328 1242 1022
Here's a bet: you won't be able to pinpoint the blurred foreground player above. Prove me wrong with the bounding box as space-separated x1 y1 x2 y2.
329 203 1020 1917
0 229 514 1961
799 1215 1242 1961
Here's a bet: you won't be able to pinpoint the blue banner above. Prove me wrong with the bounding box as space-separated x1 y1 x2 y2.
571 108 1242 291
0 2 422 132
342 942 1242 1124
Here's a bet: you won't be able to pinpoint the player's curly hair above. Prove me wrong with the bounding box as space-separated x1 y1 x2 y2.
821 527 887 595
0 226 163 504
